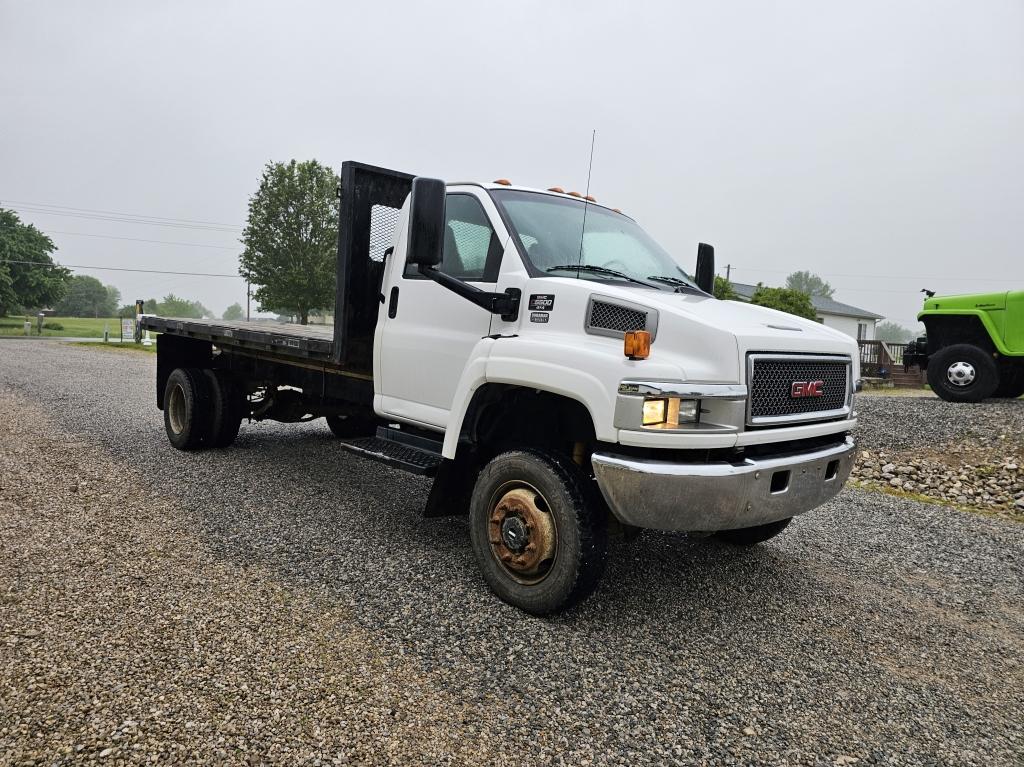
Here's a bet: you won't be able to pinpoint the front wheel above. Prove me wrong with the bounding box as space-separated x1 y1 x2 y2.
993 365 1024 399
926 344 998 403
469 449 607 615
715 517 792 546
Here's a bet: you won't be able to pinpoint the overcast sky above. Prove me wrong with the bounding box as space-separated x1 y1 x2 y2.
2 0 1021 327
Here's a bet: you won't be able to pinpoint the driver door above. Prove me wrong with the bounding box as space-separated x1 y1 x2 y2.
376 190 505 429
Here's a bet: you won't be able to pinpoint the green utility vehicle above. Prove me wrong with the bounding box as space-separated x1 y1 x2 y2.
904 290 1024 402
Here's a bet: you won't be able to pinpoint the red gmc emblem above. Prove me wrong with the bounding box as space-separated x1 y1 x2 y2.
791 380 825 398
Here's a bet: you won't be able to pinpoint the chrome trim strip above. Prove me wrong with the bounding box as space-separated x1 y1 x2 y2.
746 353 852 426
592 436 855 531
617 380 748 399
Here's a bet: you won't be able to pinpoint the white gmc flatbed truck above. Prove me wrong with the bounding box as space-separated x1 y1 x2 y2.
140 161 858 614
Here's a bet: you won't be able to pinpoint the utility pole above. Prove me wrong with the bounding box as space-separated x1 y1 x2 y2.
246 281 251 321
725 264 732 281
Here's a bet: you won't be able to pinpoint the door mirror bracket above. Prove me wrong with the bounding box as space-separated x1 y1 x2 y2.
416 264 520 321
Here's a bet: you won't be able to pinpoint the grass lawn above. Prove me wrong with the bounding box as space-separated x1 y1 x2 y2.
0 316 130 338
69 341 156 354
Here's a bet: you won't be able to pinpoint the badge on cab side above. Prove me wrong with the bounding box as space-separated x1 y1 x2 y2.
528 294 555 311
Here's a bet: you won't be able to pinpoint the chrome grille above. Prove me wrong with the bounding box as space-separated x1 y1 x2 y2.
748 354 850 424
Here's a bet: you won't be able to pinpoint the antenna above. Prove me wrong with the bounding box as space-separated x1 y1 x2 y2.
575 129 597 271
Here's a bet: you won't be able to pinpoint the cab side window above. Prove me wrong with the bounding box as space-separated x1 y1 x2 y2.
405 194 503 282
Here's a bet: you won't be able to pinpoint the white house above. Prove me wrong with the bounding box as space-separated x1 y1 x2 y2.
731 283 882 341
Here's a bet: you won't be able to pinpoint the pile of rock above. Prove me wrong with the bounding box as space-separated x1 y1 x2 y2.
853 448 1024 520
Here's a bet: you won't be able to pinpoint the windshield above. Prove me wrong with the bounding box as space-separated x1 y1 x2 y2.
490 189 702 291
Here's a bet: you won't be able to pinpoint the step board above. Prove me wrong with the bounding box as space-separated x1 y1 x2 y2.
339 435 443 476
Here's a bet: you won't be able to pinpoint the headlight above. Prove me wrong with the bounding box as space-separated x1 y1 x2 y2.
642 397 699 429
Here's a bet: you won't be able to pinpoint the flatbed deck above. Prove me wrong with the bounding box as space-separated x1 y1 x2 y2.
139 316 335 361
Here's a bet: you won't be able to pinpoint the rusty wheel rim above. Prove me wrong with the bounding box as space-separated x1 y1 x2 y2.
487 481 557 585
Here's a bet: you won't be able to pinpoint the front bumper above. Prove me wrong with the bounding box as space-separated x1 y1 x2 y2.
591 436 855 532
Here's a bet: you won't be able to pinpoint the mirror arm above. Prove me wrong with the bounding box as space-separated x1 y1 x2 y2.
417 265 521 321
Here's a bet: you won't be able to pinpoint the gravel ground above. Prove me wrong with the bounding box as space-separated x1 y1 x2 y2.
1 341 1022 766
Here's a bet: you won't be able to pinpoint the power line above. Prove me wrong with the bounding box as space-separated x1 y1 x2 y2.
0 258 240 278
6 205 242 233
44 230 238 250
1 198 243 229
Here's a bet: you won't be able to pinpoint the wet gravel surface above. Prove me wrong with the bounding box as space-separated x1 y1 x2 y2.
2 341 1022 766
855 393 1024 453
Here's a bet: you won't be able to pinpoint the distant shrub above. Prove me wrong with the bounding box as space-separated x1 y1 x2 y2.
43 321 64 330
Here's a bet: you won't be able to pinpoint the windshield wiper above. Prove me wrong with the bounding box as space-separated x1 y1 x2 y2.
546 264 658 288
647 275 706 295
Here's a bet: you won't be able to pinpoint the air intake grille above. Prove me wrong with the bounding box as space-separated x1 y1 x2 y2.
749 356 850 422
589 301 648 334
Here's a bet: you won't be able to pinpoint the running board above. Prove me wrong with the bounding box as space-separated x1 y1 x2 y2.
338 427 443 476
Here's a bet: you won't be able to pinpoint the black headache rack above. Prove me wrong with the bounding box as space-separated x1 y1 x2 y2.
139 161 415 371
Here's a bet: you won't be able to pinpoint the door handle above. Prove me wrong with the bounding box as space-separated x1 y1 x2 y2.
388 286 399 318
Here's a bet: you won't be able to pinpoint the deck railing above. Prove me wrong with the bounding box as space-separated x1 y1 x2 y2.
858 340 910 377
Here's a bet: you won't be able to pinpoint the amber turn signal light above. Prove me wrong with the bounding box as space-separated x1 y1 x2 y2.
624 330 651 360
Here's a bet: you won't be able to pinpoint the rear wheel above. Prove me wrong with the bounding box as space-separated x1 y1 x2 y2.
715 517 792 546
469 449 607 615
163 367 211 450
927 344 999 403
204 370 245 447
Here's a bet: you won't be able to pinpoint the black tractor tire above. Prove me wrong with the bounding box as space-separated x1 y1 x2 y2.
993 365 1024 399
927 344 999 403
204 370 245 448
163 367 211 450
325 414 376 438
469 449 607 615
715 517 792 546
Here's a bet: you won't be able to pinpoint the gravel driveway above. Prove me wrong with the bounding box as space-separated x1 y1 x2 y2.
1 341 1022 766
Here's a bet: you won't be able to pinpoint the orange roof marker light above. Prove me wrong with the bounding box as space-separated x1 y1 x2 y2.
612 208 622 213
547 186 565 193
584 195 597 202
624 330 651 361
567 191 583 198
493 179 512 186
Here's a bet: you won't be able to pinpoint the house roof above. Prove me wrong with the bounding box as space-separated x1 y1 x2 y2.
731 282 884 320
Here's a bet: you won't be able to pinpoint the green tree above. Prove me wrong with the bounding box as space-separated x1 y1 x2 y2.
785 270 834 298
143 298 158 313
222 302 244 321
0 209 71 315
713 275 738 300
876 320 915 343
106 284 121 311
239 159 339 325
56 275 119 317
157 294 209 319
750 284 818 321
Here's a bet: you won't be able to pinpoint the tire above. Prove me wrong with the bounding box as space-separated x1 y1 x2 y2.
163 367 211 450
204 370 245 447
993 365 1024 399
469 449 607 615
325 414 376 438
715 517 792 546
927 344 999 403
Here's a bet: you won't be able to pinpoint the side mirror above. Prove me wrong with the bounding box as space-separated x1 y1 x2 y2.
695 242 715 294
407 176 446 267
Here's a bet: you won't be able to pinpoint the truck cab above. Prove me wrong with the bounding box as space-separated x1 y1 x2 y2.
142 162 859 614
